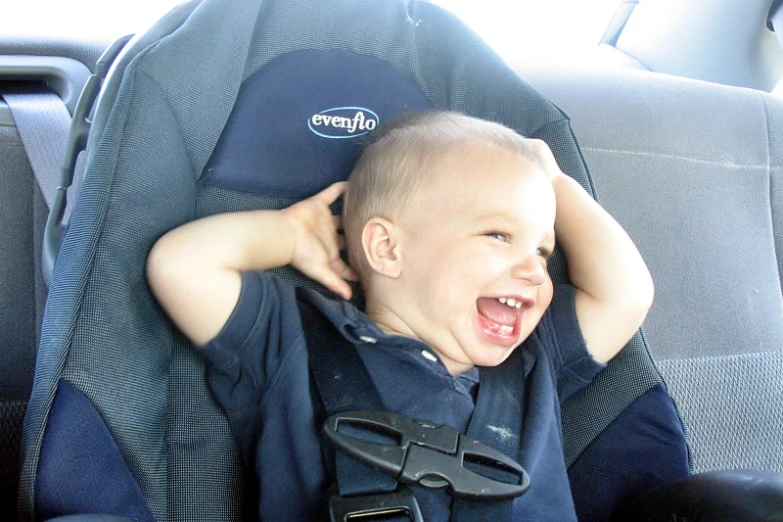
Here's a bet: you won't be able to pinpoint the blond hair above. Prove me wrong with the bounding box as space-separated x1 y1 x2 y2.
343 111 542 279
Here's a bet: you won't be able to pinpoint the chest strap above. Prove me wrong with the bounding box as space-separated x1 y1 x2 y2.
296 291 530 522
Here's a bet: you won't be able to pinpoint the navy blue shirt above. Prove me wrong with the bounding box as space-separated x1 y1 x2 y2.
198 271 605 521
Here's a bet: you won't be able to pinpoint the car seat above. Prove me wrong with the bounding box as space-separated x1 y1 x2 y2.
17 0 690 520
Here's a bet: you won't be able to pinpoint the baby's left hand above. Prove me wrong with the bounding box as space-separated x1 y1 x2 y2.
282 181 359 299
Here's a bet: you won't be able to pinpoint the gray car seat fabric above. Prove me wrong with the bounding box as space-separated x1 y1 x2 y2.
19 0 675 520
525 66 783 473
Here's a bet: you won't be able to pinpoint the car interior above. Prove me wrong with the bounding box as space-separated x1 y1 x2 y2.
1 0 782 521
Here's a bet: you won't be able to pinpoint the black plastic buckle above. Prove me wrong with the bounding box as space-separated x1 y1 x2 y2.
324 411 530 499
330 486 424 522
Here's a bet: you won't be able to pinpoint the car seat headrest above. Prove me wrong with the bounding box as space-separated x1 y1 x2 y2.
201 49 432 198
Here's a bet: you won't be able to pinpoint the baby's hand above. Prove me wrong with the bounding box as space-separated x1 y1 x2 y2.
525 138 566 184
282 182 359 300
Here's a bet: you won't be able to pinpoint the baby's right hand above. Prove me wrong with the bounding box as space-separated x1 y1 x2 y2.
525 138 567 184
282 182 359 299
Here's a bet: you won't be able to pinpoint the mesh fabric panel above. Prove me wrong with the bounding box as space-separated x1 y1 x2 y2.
658 352 783 473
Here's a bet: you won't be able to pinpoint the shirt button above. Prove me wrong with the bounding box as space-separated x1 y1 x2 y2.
359 335 377 344
421 350 438 363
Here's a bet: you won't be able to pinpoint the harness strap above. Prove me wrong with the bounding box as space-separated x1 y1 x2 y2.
297 289 525 522
452 353 525 521
297 293 404 517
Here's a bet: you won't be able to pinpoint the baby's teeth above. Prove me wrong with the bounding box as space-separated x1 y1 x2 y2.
515 301 522 309
507 298 517 308
500 325 513 335
498 297 507 304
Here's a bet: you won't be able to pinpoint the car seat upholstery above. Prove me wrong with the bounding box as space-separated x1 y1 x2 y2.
524 66 783 474
17 0 689 520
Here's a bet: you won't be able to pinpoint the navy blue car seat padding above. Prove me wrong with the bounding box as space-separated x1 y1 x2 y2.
203 49 432 198
35 380 155 521
18 0 685 520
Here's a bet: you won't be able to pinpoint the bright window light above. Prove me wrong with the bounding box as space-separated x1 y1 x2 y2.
2 0 620 66
434 0 621 66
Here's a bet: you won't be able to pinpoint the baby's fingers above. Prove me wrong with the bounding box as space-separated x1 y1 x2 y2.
525 139 563 180
307 263 354 300
331 257 359 282
314 181 349 206
526 138 553 159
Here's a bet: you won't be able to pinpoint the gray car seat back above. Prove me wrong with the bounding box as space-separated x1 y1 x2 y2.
526 66 783 473
20 1 681 520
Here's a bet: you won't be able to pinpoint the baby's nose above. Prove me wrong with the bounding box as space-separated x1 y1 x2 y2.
511 255 546 286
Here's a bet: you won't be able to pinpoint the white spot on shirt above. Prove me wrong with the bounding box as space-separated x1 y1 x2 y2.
487 425 518 441
421 350 438 363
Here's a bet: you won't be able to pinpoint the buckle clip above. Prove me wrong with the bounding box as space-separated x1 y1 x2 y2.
329 487 424 522
324 411 530 499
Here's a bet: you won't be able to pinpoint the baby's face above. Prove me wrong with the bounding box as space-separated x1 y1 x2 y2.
394 146 556 374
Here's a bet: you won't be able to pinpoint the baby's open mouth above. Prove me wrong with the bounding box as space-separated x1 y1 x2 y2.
476 296 529 337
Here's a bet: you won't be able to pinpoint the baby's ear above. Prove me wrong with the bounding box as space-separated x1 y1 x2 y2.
362 217 401 278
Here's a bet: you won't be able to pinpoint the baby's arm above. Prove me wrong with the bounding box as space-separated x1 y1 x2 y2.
147 181 356 346
529 140 654 363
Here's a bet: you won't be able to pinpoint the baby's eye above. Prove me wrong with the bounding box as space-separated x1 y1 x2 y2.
536 246 553 260
485 232 509 242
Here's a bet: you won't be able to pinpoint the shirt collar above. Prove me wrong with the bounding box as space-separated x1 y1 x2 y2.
300 287 481 383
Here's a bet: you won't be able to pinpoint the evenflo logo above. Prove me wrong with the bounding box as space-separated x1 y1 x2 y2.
308 107 379 139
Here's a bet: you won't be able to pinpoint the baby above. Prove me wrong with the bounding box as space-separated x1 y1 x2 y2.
147 111 653 521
